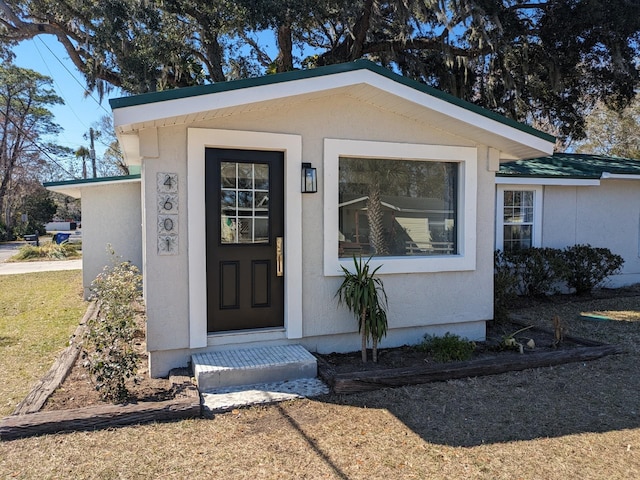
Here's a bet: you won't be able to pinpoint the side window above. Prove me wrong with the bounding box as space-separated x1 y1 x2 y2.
496 186 542 252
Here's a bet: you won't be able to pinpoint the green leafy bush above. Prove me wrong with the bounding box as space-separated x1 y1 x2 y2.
11 242 79 261
510 247 562 297
494 250 518 323
83 253 143 403
494 246 625 313
558 244 624 295
419 332 475 362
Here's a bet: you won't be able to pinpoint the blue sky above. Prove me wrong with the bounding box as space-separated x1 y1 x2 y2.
12 37 113 162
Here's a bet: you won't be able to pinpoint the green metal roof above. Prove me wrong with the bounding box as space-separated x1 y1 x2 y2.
108 59 555 143
44 174 141 188
498 153 640 179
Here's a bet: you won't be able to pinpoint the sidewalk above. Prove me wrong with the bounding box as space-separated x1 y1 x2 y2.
0 259 82 275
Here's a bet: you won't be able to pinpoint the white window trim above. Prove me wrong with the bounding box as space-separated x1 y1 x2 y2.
323 138 478 276
187 128 303 348
495 184 543 251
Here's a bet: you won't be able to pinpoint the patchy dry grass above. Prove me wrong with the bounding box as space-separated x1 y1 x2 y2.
2 291 640 479
0 270 85 416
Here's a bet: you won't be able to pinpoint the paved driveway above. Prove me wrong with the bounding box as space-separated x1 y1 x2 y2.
0 242 21 262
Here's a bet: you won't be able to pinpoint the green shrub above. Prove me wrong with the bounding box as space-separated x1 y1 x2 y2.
494 250 518 323
558 244 624 295
83 253 143 403
511 247 562 297
11 242 79 261
419 332 475 362
494 245 625 306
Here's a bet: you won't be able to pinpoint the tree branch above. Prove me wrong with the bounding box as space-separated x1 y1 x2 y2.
363 37 494 59
0 0 124 88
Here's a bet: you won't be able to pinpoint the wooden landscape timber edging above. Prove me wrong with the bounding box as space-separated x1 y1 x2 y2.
0 397 201 441
0 369 201 441
12 301 98 415
0 290 203 442
318 327 624 394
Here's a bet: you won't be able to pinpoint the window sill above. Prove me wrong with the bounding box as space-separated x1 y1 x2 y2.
326 253 476 276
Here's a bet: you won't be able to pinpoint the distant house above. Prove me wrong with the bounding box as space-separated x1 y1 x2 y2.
46 60 555 377
496 153 640 287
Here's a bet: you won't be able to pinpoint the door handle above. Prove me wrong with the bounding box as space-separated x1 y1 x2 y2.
276 237 284 277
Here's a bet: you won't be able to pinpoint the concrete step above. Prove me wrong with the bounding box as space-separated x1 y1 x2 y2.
192 344 318 393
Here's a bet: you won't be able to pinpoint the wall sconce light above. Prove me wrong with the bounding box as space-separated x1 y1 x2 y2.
301 162 317 193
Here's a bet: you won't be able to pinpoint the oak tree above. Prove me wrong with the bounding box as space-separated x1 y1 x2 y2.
2 0 639 141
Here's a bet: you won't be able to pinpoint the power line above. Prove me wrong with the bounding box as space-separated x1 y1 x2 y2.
36 37 111 115
4 114 78 179
32 40 91 147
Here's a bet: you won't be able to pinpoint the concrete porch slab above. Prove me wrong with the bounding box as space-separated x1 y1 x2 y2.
201 378 329 416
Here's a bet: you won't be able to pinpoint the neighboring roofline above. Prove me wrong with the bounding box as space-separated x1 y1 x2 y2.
498 153 640 184
44 174 141 188
109 60 555 144
44 174 141 199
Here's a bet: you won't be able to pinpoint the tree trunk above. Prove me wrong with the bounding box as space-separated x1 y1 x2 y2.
316 0 375 65
361 309 367 363
199 27 225 82
276 24 294 72
372 335 378 363
367 184 388 255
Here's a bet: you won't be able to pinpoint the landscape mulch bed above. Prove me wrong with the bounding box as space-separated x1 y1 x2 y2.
316 320 623 394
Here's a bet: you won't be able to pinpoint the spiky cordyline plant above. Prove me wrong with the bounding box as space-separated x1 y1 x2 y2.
336 255 389 363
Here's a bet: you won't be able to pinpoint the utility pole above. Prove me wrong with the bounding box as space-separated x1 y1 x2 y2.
89 128 97 178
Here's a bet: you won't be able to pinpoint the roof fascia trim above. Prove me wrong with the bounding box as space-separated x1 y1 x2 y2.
44 174 141 188
600 172 640 180
495 176 601 186
111 60 554 145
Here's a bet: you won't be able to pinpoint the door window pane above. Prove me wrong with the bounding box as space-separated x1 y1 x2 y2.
254 164 269 190
220 162 270 244
338 157 458 257
237 163 253 189
221 162 237 188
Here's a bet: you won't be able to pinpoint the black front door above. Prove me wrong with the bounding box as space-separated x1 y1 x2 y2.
205 148 285 332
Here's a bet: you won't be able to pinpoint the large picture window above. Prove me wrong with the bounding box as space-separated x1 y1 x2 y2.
338 158 458 257
324 139 478 276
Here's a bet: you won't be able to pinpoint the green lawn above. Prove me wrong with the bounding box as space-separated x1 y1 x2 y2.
0 270 86 416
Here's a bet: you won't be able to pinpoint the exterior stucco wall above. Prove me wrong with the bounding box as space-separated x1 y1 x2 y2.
541 180 640 287
80 182 142 298
140 94 496 376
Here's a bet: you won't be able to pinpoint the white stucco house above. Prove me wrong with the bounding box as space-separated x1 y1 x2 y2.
496 153 640 287
46 60 556 377
45 173 143 299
